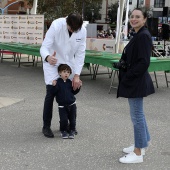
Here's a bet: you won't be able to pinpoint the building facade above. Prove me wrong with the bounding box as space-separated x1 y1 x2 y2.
0 0 29 14
97 0 170 22
1 0 170 21
150 0 170 18
95 0 170 30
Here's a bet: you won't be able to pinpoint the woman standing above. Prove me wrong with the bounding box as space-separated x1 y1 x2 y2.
113 8 155 163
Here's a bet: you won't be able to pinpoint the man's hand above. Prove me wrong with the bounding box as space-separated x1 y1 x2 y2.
47 51 57 65
52 80 57 86
72 75 82 90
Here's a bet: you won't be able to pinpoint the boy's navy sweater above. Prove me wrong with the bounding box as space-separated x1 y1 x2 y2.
54 78 80 106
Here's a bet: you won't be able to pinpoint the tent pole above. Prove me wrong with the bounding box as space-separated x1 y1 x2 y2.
31 0 38 14
116 0 125 53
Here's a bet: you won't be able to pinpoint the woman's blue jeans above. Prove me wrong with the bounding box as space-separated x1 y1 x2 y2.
128 98 150 148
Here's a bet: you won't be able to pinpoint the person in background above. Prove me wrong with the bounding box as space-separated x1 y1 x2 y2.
112 29 116 39
113 8 155 163
18 1 27 14
158 27 162 41
52 64 80 139
127 28 135 40
40 13 86 138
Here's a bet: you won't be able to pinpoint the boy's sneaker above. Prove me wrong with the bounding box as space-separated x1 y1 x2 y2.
61 131 68 139
67 124 78 135
69 130 75 139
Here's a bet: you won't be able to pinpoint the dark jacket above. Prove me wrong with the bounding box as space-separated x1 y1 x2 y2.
117 26 155 98
54 78 80 105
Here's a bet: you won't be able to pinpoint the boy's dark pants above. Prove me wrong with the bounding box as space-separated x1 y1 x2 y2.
59 104 76 132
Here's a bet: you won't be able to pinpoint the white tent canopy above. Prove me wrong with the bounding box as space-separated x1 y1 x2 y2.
31 0 38 14
115 0 126 53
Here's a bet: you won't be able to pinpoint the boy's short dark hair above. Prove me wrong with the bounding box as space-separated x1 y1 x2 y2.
66 13 83 32
58 64 72 74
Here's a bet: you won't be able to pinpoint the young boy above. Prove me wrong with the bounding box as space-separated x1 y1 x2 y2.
52 64 80 139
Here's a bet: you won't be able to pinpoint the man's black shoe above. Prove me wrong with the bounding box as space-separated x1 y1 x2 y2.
42 127 54 138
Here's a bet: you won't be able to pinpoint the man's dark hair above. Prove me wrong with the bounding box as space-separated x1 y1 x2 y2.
58 64 72 74
66 13 83 32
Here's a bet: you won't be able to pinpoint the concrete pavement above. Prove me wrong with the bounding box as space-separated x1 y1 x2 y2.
0 58 170 170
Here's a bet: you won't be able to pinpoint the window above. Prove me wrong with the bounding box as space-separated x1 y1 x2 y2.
129 0 132 5
153 11 163 18
140 0 144 5
154 0 165 8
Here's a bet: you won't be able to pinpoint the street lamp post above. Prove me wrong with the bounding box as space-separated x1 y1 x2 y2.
137 0 139 8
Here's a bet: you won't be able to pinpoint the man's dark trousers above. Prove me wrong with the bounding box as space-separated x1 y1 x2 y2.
43 85 56 128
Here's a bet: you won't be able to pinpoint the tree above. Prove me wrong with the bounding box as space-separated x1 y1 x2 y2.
107 2 119 24
108 1 129 25
27 0 102 22
27 0 74 21
83 1 102 23
61 0 102 22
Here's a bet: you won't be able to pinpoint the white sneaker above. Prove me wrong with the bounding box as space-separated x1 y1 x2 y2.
123 145 145 155
119 152 143 164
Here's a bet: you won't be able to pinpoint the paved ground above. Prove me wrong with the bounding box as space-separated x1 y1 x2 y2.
0 57 170 170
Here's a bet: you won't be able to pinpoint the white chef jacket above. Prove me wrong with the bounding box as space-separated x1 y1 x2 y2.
40 17 87 85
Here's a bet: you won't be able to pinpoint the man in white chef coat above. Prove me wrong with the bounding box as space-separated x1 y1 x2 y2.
40 13 86 138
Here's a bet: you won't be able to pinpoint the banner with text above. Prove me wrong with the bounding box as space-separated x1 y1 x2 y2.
86 38 129 53
0 15 44 44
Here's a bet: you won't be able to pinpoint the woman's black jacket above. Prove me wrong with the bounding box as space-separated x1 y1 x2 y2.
117 26 155 98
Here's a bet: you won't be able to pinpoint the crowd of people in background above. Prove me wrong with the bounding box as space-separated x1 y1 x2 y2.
97 27 135 40
97 28 116 39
